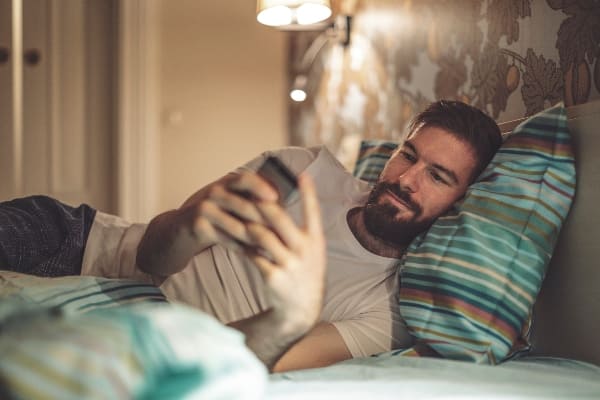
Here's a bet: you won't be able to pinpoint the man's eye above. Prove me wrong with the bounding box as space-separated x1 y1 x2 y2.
401 151 416 162
430 170 448 185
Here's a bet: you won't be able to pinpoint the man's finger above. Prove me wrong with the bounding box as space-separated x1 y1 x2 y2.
198 200 254 245
209 184 264 223
247 223 290 265
228 171 279 202
245 249 277 279
298 173 322 234
255 202 303 252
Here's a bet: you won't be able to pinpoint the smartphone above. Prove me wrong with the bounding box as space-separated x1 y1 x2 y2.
256 156 298 204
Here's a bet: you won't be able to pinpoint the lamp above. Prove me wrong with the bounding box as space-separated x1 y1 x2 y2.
288 15 351 102
256 0 332 27
256 1 351 102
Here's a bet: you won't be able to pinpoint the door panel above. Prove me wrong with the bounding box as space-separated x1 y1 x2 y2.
0 0 18 199
22 0 49 195
1 0 115 213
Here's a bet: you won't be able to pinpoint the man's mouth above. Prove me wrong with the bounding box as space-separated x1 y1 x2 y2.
384 189 415 212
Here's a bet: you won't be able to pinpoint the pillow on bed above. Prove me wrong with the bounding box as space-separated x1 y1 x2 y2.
353 103 576 363
0 272 267 399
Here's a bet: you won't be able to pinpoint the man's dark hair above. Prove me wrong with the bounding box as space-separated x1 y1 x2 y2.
406 100 502 182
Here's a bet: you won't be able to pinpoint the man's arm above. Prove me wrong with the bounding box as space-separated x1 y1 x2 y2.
136 172 278 277
272 322 352 372
230 319 351 373
137 169 329 369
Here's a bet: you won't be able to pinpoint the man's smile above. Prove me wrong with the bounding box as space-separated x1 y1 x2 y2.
384 189 416 213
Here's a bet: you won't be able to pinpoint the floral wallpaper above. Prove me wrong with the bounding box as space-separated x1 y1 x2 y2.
288 0 600 168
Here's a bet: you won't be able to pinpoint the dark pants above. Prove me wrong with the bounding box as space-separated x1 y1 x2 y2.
0 195 96 277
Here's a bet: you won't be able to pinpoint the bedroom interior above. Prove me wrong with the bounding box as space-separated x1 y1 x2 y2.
1 0 600 398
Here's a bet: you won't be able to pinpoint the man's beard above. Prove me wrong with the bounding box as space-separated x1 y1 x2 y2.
363 181 434 247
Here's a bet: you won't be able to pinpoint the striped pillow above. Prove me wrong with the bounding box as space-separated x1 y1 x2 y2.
399 104 575 363
352 103 576 363
353 140 398 183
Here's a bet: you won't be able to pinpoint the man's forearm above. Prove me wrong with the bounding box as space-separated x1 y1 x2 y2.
228 309 312 371
136 206 213 277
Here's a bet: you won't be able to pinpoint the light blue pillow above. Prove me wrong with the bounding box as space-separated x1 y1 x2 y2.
0 272 267 399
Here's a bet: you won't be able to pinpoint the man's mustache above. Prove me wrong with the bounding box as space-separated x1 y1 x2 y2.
376 182 421 214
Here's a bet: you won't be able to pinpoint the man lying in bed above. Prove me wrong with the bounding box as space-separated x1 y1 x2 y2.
0 100 501 373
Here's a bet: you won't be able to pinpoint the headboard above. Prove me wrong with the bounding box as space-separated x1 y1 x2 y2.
499 100 600 366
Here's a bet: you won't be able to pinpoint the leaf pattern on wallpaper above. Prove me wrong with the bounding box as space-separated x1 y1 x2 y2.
487 0 532 44
290 0 600 151
404 91 435 117
491 52 512 118
434 51 468 100
360 2 427 83
554 0 600 72
521 48 564 115
471 45 501 112
428 0 484 60
546 0 578 10
595 58 600 93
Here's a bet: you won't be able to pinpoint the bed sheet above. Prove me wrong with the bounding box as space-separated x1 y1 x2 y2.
268 352 600 399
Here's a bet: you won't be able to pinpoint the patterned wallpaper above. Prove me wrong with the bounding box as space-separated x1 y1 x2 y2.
288 0 600 168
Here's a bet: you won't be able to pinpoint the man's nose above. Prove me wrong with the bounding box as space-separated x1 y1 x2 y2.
398 165 422 193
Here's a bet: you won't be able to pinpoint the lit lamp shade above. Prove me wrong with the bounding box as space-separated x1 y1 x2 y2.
257 0 332 27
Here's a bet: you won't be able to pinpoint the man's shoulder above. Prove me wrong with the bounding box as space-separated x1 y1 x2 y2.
239 146 323 175
272 145 323 169
267 145 342 177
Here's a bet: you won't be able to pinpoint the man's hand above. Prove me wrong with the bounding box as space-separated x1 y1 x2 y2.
229 173 327 368
189 171 281 252
247 173 325 329
136 171 280 277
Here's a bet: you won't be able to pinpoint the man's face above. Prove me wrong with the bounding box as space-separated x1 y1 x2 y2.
364 125 477 246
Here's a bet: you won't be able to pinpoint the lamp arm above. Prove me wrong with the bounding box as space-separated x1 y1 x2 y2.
296 15 351 73
298 31 330 72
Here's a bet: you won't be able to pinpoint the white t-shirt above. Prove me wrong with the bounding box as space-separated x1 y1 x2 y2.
81 146 412 358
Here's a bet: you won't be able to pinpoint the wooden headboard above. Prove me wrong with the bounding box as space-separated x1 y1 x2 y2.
499 100 600 366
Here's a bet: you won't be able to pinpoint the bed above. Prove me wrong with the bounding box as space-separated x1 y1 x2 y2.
1 100 599 399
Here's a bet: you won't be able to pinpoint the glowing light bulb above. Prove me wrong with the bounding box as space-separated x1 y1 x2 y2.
290 88 307 102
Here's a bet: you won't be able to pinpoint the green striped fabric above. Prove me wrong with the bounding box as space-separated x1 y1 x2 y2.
0 272 267 399
354 103 576 363
353 141 398 183
0 271 167 314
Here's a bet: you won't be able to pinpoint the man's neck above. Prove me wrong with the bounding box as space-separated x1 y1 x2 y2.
346 207 406 259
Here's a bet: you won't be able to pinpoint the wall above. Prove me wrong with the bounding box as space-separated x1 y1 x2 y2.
290 0 600 168
158 0 288 211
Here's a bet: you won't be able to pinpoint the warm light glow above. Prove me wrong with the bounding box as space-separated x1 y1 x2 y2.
296 3 332 25
256 0 331 27
290 89 307 102
257 5 293 26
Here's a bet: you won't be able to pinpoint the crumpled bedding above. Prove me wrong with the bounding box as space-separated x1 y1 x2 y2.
0 271 267 400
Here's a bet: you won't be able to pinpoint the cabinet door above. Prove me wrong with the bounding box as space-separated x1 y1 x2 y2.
22 0 50 196
0 0 115 213
0 0 18 200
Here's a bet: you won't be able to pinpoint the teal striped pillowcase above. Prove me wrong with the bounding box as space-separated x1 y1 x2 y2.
353 103 576 363
353 141 398 183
